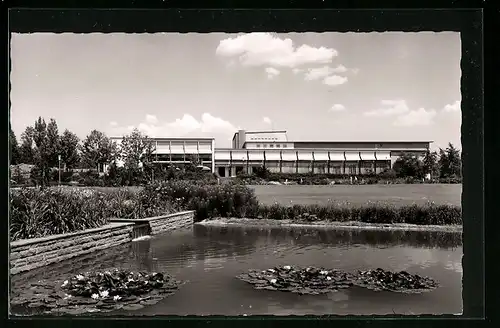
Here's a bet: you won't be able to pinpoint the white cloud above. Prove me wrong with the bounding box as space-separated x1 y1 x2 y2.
109 121 118 127
304 66 334 81
303 65 349 81
216 33 338 68
323 75 348 86
443 100 461 113
111 113 238 141
265 67 280 79
263 116 272 124
329 104 346 112
292 68 303 74
393 108 437 127
145 114 158 124
364 100 409 117
351 68 360 74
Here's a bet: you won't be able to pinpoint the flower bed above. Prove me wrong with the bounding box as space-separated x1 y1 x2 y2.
237 266 439 295
10 269 182 315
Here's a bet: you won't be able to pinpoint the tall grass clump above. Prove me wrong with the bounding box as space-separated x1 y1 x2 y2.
10 188 109 242
143 181 259 222
253 202 461 226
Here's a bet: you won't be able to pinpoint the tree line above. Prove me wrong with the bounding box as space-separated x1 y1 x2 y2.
9 117 157 187
391 143 462 182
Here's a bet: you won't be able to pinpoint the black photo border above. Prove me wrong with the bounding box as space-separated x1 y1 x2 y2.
2 0 493 327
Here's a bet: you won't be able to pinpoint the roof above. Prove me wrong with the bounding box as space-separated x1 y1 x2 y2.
110 136 214 141
291 140 434 144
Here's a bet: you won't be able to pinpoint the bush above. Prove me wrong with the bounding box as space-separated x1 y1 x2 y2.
10 188 109 241
251 202 461 226
9 186 180 241
143 181 259 222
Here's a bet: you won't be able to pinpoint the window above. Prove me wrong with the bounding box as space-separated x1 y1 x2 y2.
269 144 274 148
282 144 287 148
276 144 280 148
263 144 267 148
256 144 261 148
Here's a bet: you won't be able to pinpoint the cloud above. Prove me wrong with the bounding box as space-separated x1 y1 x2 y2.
292 68 303 74
303 65 350 81
364 100 409 117
351 68 360 74
145 114 158 124
110 113 238 141
109 121 118 127
216 33 338 68
265 67 280 79
323 75 348 86
329 104 346 112
393 108 437 127
443 100 460 113
263 116 272 124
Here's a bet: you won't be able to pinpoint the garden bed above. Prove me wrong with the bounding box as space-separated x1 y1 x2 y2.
10 269 182 315
237 266 439 295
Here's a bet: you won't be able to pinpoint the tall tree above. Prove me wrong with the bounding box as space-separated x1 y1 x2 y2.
59 129 80 170
9 126 20 165
392 152 424 179
19 126 35 164
31 117 50 187
46 118 60 167
439 142 461 178
120 129 156 170
80 130 116 170
422 149 439 178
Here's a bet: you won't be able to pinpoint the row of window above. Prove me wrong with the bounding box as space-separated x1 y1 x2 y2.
255 144 287 148
249 137 280 141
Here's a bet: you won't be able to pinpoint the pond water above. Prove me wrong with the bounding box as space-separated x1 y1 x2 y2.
10 225 462 316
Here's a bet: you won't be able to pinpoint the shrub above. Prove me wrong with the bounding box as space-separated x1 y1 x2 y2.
9 188 109 241
250 202 461 226
143 181 260 222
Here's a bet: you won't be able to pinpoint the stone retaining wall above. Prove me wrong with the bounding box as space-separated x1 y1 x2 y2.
109 210 194 235
10 222 134 275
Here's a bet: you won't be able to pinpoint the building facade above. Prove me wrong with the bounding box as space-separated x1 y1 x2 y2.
107 130 431 177
214 130 432 177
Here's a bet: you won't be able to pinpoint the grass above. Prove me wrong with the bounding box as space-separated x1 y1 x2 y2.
249 184 461 207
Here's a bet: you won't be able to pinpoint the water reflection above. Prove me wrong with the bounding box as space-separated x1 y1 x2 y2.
10 225 462 316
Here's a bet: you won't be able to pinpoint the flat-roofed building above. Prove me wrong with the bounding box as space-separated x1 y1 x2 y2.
109 136 215 172
215 130 432 177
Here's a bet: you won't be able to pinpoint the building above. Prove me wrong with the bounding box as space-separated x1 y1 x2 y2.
214 130 432 177
108 136 215 172
107 130 431 178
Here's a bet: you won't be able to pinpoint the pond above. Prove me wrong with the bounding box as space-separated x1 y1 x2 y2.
10 225 462 316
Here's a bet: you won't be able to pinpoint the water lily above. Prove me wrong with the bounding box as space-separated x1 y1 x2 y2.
99 290 109 297
270 279 277 284
113 295 121 301
91 293 99 300
267 269 276 273
283 266 291 270
61 280 69 287
320 270 328 275
128 278 135 282
76 274 84 280
326 276 332 281
64 293 72 299
306 267 311 272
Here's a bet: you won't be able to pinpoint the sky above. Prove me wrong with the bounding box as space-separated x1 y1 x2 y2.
10 32 461 149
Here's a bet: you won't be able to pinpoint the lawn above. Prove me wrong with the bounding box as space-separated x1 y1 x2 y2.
249 184 462 207
43 183 461 207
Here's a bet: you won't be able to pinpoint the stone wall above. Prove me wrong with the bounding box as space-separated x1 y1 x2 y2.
110 211 194 235
10 222 134 275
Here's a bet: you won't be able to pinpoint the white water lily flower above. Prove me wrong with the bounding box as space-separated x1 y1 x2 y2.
76 274 84 280
306 267 311 272
267 269 276 273
326 276 332 281
64 294 72 299
91 293 99 300
283 266 291 270
61 280 69 287
113 295 121 301
320 270 328 275
99 290 109 297
270 279 277 284
128 278 134 282
144 281 149 284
